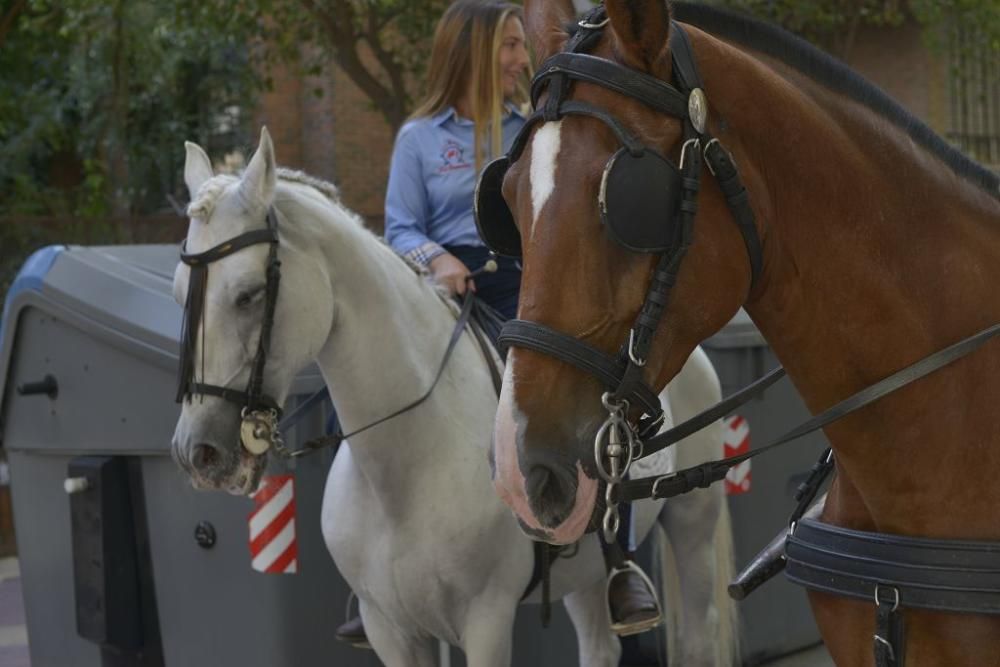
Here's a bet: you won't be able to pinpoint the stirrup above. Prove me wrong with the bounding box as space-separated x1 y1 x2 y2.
606 560 664 637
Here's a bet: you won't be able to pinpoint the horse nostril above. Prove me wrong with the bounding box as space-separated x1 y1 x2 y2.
526 465 555 500
191 443 221 472
526 464 576 528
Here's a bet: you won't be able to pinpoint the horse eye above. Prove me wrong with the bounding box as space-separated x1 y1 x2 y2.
235 287 263 309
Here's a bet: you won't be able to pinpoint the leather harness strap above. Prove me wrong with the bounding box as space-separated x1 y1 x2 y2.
619 321 1000 503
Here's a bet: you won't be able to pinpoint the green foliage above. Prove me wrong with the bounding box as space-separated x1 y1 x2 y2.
713 0 1000 56
909 0 1000 51
0 0 263 219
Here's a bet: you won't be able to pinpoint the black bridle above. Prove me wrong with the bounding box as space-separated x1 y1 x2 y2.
176 208 284 452
497 10 761 440
492 7 762 537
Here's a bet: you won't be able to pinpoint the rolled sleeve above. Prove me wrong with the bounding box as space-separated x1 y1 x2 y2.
385 127 432 256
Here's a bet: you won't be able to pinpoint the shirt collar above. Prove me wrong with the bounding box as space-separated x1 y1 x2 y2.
430 102 529 127
430 107 457 127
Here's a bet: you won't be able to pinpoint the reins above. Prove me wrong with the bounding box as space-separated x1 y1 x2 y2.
277 289 479 458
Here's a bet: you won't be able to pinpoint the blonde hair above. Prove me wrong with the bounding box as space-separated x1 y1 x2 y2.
410 0 531 170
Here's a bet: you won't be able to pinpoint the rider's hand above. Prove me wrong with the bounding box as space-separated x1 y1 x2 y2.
429 253 475 296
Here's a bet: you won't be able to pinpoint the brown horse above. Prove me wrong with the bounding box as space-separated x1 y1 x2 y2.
488 0 1000 664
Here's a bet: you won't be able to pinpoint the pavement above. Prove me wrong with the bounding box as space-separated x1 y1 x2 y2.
0 558 28 667
0 556 835 667
761 643 835 667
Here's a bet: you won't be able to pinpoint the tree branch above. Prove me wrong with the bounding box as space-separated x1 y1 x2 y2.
297 0 406 130
361 6 409 119
0 0 28 49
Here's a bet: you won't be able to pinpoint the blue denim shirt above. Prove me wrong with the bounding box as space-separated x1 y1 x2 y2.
384 105 526 266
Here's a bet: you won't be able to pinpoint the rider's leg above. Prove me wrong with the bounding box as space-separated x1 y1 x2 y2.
599 500 663 636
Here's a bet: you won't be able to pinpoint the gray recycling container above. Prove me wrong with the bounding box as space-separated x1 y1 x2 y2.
0 244 582 667
703 311 827 665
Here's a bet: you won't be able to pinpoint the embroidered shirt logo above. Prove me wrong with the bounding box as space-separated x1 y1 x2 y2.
439 140 471 173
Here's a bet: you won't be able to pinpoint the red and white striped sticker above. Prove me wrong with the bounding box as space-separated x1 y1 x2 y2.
248 475 298 574
724 416 751 495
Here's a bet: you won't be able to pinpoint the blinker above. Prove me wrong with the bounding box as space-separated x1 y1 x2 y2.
473 156 521 258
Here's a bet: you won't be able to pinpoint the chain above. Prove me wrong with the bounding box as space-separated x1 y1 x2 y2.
594 393 637 543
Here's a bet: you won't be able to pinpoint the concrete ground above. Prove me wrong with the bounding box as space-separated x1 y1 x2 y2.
761 643 835 667
0 558 28 667
0 558 835 667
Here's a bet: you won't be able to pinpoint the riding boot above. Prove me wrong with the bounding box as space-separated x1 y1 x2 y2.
334 615 372 650
600 501 663 636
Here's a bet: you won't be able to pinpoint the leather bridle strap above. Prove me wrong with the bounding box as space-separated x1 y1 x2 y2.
499 319 663 420
704 139 762 285
618 321 1000 502
638 365 787 459
176 209 282 415
532 52 690 119
187 383 281 413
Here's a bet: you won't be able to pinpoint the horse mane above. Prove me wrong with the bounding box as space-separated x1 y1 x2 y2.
275 168 343 204
270 169 436 281
186 168 344 222
670 2 1000 199
187 174 238 221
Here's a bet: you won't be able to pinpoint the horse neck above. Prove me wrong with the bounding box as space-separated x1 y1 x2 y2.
306 203 488 496
694 29 1000 533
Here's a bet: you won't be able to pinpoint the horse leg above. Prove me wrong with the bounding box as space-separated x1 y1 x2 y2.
360 603 437 667
657 485 734 667
563 578 622 667
460 598 517 667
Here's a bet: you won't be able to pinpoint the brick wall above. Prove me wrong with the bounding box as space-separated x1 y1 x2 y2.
845 20 949 133
256 50 394 233
328 57 395 233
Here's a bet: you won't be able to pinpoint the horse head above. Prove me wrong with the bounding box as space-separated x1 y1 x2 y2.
171 128 335 494
491 0 754 543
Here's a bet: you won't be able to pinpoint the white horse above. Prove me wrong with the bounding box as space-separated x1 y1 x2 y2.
170 128 736 667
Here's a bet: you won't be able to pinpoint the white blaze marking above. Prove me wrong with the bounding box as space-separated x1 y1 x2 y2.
529 121 563 238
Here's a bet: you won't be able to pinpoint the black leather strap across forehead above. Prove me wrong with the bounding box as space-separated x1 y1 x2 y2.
532 52 690 120
180 227 277 267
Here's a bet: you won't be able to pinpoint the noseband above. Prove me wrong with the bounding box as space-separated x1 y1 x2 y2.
176 208 284 455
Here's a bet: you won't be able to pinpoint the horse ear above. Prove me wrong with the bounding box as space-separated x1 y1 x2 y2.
184 141 214 201
240 126 277 211
605 0 672 72
524 0 575 64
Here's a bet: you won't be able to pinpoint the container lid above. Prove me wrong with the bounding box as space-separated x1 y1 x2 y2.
0 244 323 411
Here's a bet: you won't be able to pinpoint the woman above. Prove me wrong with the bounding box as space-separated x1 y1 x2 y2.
337 0 660 650
384 0 527 318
